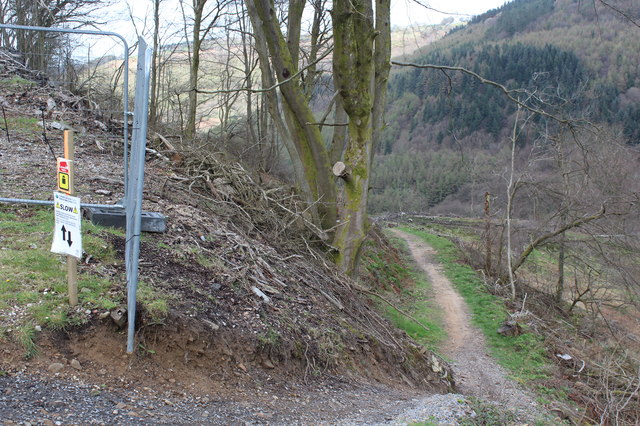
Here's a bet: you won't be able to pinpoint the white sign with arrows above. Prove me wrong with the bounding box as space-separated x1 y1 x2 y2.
51 192 82 259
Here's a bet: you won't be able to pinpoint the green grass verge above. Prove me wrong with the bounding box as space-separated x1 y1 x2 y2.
399 226 551 383
0 204 123 357
361 233 446 351
459 397 518 425
137 280 170 324
15 323 39 359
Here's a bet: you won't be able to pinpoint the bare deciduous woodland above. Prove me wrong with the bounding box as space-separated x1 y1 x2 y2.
1 0 640 423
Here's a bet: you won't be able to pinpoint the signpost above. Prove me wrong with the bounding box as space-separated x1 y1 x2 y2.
51 192 82 259
50 130 79 306
0 25 153 353
57 158 71 192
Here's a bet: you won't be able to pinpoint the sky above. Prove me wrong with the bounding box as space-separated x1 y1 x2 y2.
390 0 508 27
104 0 510 35
87 0 509 58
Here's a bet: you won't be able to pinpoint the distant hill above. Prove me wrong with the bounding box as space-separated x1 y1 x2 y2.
371 0 640 214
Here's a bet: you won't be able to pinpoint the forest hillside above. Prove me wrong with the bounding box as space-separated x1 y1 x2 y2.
371 0 640 214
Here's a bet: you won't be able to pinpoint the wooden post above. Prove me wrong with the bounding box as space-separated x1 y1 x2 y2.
63 130 78 306
484 191 492 275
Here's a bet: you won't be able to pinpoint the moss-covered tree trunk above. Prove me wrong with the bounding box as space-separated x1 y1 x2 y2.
332 120 373 273
246 0 390 274
331 0 390 273
248 0 337 230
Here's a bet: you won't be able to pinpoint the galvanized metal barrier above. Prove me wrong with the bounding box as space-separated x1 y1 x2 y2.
0 25 152 353
125 37 152 353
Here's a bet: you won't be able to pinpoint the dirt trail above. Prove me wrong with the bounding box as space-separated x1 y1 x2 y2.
390 229 541 417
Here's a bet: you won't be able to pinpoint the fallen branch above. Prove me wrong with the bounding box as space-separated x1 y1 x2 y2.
152 131 177 152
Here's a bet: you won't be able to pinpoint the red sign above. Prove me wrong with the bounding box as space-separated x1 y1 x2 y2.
58 159 69 174
57 158 72 193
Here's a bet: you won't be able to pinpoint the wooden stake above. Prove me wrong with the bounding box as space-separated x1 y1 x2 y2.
63 130 78 306
484 191 491 275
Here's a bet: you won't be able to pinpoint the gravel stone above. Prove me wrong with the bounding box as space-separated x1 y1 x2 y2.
47 363 64 374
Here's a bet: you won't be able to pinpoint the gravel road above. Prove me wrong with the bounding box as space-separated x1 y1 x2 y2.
1 370 479 425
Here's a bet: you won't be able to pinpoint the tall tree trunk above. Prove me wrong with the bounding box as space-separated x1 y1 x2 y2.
246 0 390 274
505 108 520 300
371 0 390 164
245 0 323 228
248 0 336 230
332 118 373 273
484 192 492 274
330 95 348 164
148 0 161 130
331 0 390 274
185 1 204 139
556 228 566 304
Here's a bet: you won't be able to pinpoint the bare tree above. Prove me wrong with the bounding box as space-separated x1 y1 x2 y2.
1 0 108 72
179 0 230 139
504 106 529 300
148 0 162 131
245 0 391 274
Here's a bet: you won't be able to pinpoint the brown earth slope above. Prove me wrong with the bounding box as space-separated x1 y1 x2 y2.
0 49 453 423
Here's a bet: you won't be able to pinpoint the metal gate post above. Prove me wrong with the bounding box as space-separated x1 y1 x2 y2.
125 37 152 353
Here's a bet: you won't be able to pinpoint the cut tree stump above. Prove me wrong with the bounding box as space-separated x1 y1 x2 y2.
332 161 350 179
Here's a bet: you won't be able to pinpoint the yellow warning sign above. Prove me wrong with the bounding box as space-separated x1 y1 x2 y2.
58 172 70 191
56 158 72 194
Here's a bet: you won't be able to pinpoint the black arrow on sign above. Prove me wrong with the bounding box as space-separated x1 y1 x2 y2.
60 225 73 247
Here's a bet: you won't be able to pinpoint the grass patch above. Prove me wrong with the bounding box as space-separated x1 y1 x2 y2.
137 280 170 324
29 301 69 330
83 228 119 263
399 227 551 382
360 231 446 351
0 76 36 89
78 276 119 311
459 397 517 425
361 240 409 292
195 253 223 270
3 116 40 135
15 323 39 359
0 204 122 346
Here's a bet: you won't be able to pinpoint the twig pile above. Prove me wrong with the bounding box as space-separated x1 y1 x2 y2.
0 48 122 141
166 149 326 248
0 49 47 84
